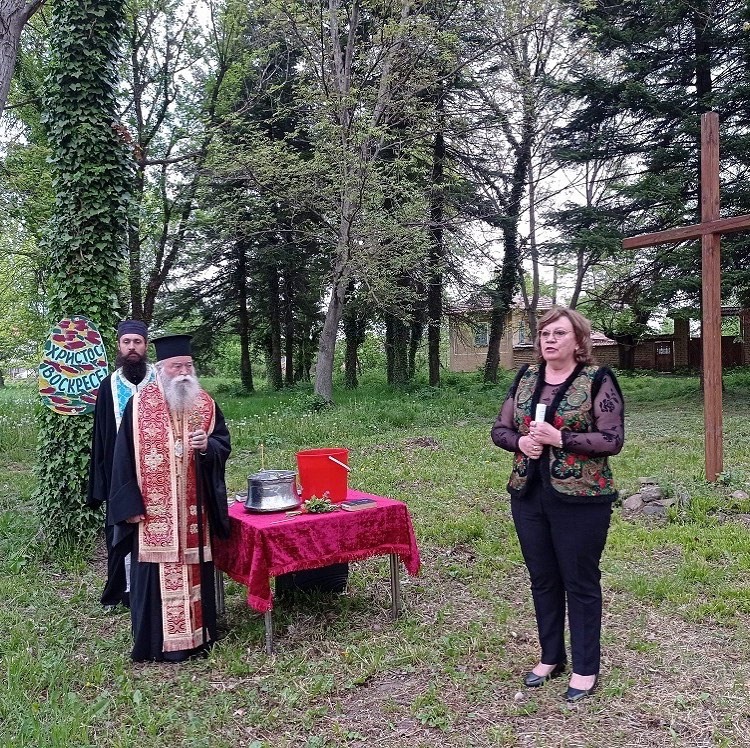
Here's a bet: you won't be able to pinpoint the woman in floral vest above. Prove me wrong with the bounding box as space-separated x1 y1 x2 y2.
491 307 624 702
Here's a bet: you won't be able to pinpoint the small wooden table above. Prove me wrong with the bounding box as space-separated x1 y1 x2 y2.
213 489 421 653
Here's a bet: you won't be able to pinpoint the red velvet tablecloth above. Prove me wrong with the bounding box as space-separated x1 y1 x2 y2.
213 489 421 612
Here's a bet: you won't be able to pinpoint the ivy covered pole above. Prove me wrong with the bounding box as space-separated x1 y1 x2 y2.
34 0 131 546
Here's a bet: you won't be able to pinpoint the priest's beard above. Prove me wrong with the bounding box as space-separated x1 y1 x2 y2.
116 353 148 385
163 373 201 414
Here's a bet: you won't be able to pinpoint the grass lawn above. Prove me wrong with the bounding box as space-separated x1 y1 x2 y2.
3 369 750 747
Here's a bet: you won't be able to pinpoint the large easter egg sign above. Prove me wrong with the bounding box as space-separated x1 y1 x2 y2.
39 316 109 415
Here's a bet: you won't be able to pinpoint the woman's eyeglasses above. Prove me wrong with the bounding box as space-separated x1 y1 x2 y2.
539 329 571 341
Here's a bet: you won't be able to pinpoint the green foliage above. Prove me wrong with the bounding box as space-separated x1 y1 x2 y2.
411 684 452 729
35 408 102 547
0 239 45 377
207 0 470 399
0 38 53 381
41 0 132 328
5 372 750 743
558 0 750 315
34 0 132 546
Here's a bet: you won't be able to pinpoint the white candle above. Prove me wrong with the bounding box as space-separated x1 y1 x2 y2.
534 404 547 423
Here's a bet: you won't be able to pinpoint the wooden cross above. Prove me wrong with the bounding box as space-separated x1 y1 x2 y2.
623 112 750 482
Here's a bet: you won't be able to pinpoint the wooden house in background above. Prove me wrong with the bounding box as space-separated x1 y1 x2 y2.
446 294 617 372
446 296 750 373
446 294 545 371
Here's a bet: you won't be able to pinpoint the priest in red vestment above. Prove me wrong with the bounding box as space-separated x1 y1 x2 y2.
109 334 231 662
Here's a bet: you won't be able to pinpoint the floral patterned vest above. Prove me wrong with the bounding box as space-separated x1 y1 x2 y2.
508 364 617 503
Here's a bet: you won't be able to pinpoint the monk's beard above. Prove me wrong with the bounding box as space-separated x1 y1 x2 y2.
116 353 148 384
163 373 201 413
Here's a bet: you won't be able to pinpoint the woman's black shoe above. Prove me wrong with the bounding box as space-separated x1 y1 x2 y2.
565 675 599 702
523 662 566 687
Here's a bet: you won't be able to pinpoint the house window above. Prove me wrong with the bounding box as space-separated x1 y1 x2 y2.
517 319 531 345
474 323 489 347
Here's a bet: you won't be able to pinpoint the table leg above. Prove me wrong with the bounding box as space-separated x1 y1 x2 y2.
389 553 402 619
215 567 225 616
264 610 274 654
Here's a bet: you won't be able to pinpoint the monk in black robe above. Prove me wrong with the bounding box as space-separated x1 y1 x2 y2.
109 334 230 662
87 319 157 607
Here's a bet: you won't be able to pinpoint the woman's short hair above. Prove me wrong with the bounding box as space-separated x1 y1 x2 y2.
534 307 595 365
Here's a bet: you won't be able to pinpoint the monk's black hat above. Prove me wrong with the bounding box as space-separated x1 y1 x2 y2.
153 334 193 361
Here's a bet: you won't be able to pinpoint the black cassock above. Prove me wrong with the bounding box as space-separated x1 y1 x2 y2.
109 399 231 662
87 374 128 606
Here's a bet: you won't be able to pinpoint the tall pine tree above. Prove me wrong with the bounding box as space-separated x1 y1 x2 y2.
557 0 750 319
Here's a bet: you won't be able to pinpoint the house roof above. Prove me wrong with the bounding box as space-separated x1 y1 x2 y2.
591 330 617 347
446 292 555 315
445 291 617 346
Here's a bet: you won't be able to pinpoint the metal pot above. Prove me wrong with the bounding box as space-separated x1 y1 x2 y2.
244 469 300 513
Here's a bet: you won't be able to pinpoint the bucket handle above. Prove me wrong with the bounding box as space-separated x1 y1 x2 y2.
328 455 351 472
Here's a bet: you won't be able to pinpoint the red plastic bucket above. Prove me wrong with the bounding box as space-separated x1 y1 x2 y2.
296 448 349 503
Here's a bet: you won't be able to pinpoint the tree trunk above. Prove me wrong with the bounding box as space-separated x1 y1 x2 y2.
483 90 535 383
35 0 130 547
127 168 144 318
389 315 409 385
0 367 5 387
616 337 636 370
525 159 539 339
408 316 423 381
0 1 43 119
343 333 359 389
265 264 283 390
312 0 413 402
342 282 366 390
314 205 354 401
283 272 294 386
427 121 445 386
239 324 254 392
484 218 527 382
314 272 347 401
295 329 313 382
235 240 254 392
384 317 395 384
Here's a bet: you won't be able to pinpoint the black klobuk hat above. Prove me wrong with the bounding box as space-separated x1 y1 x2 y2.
152 334 193 361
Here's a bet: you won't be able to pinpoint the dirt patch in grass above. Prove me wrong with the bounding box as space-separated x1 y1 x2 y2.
404 436 441 451
234 552 750 747
23 512 749 748
91 534 108 578
2 462 32 473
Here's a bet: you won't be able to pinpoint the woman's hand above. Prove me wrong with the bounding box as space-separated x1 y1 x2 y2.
126 514 145 524
529 420 563 448
519 434 544 460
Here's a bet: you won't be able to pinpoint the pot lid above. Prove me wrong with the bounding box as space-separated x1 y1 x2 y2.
249 469 296 482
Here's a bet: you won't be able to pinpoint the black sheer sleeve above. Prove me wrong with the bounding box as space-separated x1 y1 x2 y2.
563 369 624 456
491 394 521 452
490 367 528 453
